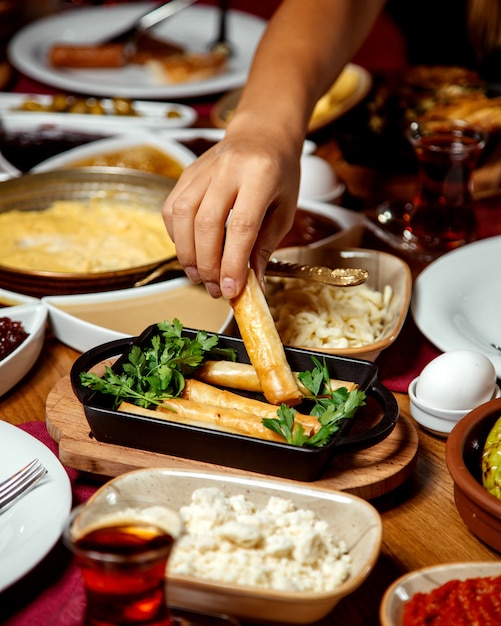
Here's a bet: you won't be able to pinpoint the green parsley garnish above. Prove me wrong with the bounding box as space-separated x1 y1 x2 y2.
262 356 366 447
79 318 236 409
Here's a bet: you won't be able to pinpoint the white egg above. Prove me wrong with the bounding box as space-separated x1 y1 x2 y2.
299 155 340 201
416 350 497 411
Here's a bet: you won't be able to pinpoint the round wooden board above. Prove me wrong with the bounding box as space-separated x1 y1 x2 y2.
46 374 419 500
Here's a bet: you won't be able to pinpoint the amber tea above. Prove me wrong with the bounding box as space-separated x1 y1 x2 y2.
403 120 486 252
64 501 183 626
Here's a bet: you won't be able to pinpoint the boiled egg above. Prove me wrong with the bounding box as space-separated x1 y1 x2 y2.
416 350 497 411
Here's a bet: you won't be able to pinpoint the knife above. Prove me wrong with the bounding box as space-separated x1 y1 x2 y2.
134 258 369 288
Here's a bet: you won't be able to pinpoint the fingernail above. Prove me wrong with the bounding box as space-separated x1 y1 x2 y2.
185 266 200 284
221 277 236 299
206 282 222 298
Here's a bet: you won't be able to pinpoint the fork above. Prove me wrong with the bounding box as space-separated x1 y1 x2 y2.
0 459 48 513
99 0 199 47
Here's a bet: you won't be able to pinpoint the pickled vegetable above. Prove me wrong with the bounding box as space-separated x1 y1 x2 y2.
482 415 501 499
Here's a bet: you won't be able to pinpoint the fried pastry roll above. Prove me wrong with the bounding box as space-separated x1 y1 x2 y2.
231 268 303 407
118 400 285 442
196 360 359 394
182 379 319 434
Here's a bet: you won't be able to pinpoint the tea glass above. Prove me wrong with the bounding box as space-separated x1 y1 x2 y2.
63 496 183 626
375 119 486 260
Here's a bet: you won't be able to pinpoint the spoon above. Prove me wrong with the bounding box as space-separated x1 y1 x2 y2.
134 258 369 288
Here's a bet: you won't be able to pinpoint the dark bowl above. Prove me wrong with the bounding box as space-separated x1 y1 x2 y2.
445 398 501 552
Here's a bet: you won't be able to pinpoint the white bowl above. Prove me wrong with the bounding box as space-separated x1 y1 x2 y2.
86 468 382 624
0 301 47 397
0 287 39 308
42 277 233 353
380 561 501 626
408 376 501 437
32 131 196 175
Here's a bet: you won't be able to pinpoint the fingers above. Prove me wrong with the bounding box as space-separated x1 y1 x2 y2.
163 139 300 299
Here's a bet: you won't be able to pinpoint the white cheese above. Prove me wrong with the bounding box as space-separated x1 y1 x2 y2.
168 487 351 593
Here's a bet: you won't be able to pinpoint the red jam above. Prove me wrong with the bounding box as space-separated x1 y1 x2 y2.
403 575 501 625
0 317 29 360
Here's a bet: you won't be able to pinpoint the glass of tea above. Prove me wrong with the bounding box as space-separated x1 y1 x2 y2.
63 496 183 626
375 119 486 260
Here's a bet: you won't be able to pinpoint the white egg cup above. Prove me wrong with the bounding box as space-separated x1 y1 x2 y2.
408 377 501 437
298 154 345 202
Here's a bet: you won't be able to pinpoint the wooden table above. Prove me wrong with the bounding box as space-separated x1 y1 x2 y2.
1 324 498 625
1 3 499 620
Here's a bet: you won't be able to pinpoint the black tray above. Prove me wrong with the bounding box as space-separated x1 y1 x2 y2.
70 326 399 482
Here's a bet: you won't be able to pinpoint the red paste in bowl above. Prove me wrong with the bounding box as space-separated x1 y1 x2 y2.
403 575 501 625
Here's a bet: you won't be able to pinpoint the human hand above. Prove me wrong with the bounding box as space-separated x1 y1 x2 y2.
163 130 301 299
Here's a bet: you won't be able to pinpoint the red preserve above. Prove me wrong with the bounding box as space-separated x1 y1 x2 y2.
0 317 29 360
403 575 501 625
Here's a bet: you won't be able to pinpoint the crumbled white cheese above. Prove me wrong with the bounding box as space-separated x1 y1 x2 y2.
168 487 351 592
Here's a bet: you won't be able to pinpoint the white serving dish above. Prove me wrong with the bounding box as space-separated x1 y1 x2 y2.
380 561 501 626
85 468 382 624
32 131 196 174
0 301 47 397
0 287 39 308
42 277 233 353
0 93 197 129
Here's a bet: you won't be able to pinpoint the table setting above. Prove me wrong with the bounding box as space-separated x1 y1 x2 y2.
1 1 501 625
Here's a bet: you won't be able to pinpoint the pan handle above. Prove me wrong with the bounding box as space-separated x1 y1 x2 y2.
70 337 135 403
333 381 399 454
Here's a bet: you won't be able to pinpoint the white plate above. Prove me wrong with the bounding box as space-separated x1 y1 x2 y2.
380 561 501 626
0 93 197 131
42 277 234 353
32 131 196 173
0 421 72 591
8 4 267 99
412 236 501 377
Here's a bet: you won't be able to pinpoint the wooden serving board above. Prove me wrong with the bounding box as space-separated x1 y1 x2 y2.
46 374 419 500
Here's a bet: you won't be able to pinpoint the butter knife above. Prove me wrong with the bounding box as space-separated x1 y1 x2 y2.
134 258 368 288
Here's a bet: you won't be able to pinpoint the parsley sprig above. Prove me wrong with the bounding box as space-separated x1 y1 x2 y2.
262 356 366 447
79 319 236 409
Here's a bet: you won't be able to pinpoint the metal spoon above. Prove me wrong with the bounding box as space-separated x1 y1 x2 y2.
134 258 368 288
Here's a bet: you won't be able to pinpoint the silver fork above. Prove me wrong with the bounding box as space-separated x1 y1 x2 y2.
0 459 48 513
